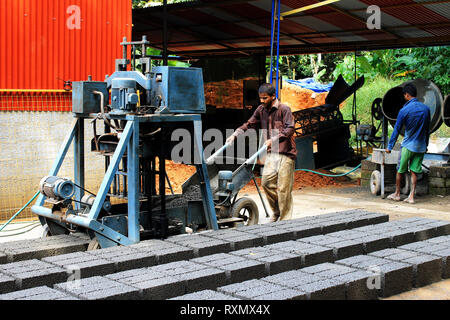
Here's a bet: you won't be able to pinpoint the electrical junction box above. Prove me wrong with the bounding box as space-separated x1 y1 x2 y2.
150 66 206 114
72 81 109 115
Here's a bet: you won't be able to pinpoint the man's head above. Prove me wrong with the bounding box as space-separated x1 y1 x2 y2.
258 83 276 108
402 83 417 101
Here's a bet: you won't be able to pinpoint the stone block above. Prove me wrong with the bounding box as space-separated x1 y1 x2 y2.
0 286 78 300
266 240 334 267
201 229 265 250
55 276 140 300
42 251 115 278
0 259 68 290
429 165 450 178
360 234 391 253
239 225 295 245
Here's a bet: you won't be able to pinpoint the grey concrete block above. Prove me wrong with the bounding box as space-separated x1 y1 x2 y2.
275 223 322 240
170 289 241 300
369 248 442 287
0 252 7 264
0 236 89 263
151 261 227 294
240 225 295 245
266 241 334 267
334 270 378 300
407 225 436 241
42 251 115 278
327 230 366 241
218 278 306 300
401 243 450 279
336 255 414 298
166 233 232 257
364 213 389 224
423 235 450 246
0 286 78 300
129 239 194 264
191 253 265 284
297 279 346 300
384 229 415 247
329 240 365 260
262 270 323 289
86 245 158 272
0 273 15 294
360 234 391 253
55 276 140 300
317 220 347 233
230 247 301 275
202 229 265 250
106 267 185 300
425 221 450 236
0 259 68 290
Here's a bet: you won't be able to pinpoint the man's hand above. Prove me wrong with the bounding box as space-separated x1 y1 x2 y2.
265 139 272 148
385 149 391 154
226 135 236 145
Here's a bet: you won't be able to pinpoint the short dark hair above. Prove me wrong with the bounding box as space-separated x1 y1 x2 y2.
258 83 276 96
402 83 417 97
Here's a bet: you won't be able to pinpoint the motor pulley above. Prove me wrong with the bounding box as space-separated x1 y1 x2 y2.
39 176 75 201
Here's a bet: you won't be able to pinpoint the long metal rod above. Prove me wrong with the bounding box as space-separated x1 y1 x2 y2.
127 121 140 243
252 174 270 218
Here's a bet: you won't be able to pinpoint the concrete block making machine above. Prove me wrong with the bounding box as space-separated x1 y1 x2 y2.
31 37 263 248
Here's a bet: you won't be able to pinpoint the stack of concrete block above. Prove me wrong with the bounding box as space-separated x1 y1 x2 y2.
360 159 397 188
165 233 231 257
429 164 450 196
129 239 194 264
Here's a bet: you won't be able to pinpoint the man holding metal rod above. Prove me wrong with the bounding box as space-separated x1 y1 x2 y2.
226 83 297 222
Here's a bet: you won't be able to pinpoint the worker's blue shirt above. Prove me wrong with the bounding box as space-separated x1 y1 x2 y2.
387 98 431 153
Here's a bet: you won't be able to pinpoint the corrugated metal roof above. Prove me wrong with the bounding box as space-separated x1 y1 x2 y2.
1 0 132 90
133 0 450 57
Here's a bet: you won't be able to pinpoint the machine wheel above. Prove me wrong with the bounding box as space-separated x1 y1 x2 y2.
370 170 381 195
87 238 100 251
231 197 259 227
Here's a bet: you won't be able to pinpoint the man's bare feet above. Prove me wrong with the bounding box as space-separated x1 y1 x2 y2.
387 193 401 201
403 197 415 204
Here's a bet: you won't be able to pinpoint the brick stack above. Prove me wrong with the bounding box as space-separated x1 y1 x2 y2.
429 164 450 196
360 160 396 189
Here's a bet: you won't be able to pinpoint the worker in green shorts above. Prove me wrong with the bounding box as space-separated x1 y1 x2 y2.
385 83 431 204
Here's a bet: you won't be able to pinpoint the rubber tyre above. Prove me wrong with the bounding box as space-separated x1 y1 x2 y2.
231 197 259 227
40 224 51 238
370 170 381 195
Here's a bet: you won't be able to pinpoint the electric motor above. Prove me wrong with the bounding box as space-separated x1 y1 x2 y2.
39 176 75 200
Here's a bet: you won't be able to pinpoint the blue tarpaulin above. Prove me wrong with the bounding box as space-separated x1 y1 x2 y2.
286 78 334 93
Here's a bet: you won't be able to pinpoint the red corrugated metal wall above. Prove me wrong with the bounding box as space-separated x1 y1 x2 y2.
0 0 132 111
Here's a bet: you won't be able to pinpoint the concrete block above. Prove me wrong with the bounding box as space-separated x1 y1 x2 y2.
425 221 450 236
363 213 389 225
129 239 194 264
429 177 450 188
429 187 450 196
262 270 322 289
283 224 322 240
218 279 306 300
86 245 158 272
328 240 365 260
106 267 185 300
327 230 366 241
266 241 334 267
55 276 140 300
317 220 347 233
151 260 227 294
429 165 450 178
334 270 379 300
201 229 265 250
42 251 115 278
369 248 442 287
0 259 68 290
0 286 78 300
295 279 346 300
0 252 7 264
406 225 436 241
166 234 231 257
423 235 450 246
191 253 265 284
360 234 391 253
0 273 15 294
336 255 413 298
170 289 241 300
384 229 415 247
0 236 89 263
230 247 302 275
240 225 295 245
